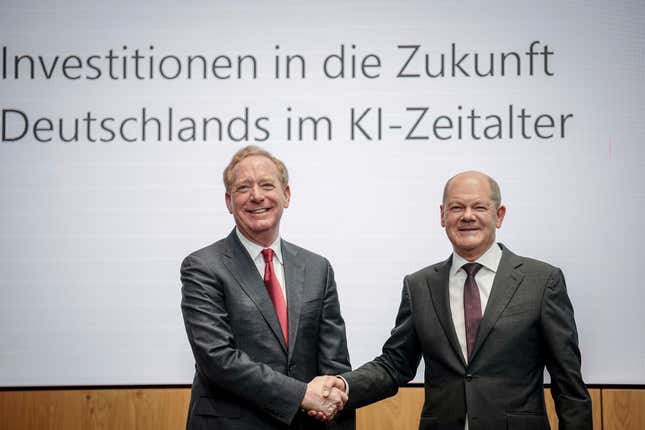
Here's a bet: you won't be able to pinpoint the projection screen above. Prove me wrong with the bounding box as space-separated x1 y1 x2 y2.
1 0 644 386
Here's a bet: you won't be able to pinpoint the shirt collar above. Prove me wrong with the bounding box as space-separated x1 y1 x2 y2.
235 227 283 264
450 242 503 275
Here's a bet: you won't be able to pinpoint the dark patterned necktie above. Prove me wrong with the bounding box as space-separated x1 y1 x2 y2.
463 262 483 361
261 248 288 345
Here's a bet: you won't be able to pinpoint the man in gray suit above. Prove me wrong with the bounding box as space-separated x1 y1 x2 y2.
314 171 592 430
181 146 354 429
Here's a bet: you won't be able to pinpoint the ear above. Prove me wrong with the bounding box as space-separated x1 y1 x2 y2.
283 185 291 208
225 192 233 214
440 204 446 227
495 204 506 228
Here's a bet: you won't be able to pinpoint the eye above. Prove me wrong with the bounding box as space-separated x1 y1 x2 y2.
261 183 276 190
235 185 251 193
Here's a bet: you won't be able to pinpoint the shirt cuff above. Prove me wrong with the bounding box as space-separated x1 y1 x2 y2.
337 375 349 395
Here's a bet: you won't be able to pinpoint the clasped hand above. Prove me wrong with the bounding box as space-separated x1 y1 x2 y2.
300 375 348 421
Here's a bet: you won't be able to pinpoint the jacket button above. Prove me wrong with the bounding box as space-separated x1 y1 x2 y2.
465 374 473 382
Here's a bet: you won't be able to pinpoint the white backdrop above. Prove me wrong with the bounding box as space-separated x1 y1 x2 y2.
1 0 644 386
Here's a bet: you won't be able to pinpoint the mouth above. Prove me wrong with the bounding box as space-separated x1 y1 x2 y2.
246 207 272 215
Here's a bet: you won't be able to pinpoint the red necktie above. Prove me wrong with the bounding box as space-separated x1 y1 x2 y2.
261 248 288 345
463 262 483 361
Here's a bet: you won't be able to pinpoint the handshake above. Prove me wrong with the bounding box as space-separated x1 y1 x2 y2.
300 375 348 421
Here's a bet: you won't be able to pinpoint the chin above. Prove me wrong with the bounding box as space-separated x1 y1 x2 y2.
248 224 272 234
456 241 482 252
456 236 479 245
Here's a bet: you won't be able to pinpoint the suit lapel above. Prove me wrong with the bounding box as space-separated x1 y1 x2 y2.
222 231 288 353
282 240 305 360
470 245 524 361
426 256 467 367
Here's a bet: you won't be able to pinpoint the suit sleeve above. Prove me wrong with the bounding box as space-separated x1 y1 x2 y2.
181 254 307 425
541 268 593 430
316 261 352 375
316 260 356 430
342 277 422 409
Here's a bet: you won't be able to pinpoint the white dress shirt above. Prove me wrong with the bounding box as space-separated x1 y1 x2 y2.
449 242 502 430
448 242 502 364
236 228 287 302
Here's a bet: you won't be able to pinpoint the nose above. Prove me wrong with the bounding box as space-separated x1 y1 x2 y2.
250 185 264 202
462 206 475 220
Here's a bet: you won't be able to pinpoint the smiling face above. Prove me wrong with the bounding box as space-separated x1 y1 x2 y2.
225 155 291 246
440 172 506 261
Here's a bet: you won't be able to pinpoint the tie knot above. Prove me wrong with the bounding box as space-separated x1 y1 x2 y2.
462 262 483 278
261 248 274 263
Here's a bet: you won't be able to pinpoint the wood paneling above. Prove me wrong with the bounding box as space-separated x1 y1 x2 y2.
0 390 84 430
0 389 190 430
0 386 633 430
603 389 645 430
356 387 424 430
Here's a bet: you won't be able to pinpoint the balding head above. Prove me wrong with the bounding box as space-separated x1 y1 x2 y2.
443 171 501 209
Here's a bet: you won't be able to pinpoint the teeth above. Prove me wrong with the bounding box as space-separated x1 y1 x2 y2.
249 208 269 214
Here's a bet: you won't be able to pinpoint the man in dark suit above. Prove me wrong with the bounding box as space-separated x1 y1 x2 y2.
315 171 592 430
181 146 354 429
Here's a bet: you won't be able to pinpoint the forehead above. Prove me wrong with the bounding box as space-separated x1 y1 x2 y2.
445 174 492 202
231 155 280 182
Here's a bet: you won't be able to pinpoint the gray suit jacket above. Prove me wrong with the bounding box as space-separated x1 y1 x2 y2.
181 230 355 430
343 244 591 430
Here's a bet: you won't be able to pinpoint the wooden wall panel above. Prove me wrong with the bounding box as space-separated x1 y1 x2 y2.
356 387 424 430
0 390 84 430
603 389 645 430
0 389 190 430
0 386 631 430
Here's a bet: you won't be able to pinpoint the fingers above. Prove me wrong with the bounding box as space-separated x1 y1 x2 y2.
325 387 347 415
308 408 331 422
314 375 340 398
302 376 349 421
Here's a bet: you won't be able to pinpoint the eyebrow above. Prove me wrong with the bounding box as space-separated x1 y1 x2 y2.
447 199 492 205
234 176 277 186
